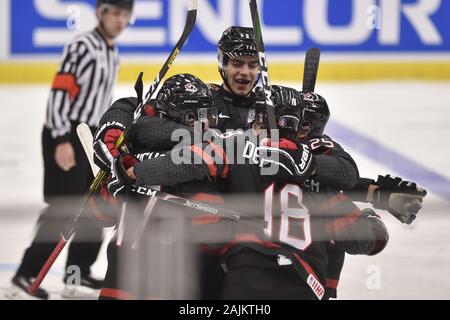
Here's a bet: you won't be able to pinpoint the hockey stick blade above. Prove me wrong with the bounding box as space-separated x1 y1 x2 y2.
249 0 277 131
302 48 321 93
134 72 144 107
77 123 100 176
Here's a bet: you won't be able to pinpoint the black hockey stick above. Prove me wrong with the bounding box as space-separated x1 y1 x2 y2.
249 0 277 131
28 0 198 296
302 48 321 92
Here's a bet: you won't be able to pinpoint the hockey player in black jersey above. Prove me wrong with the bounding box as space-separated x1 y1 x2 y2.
285 89 427 298
210 90 383 300
96 73 233 299
265 88 386 299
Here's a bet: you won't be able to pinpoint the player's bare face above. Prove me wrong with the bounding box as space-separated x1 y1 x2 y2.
98 6 131 41
224 56 260 96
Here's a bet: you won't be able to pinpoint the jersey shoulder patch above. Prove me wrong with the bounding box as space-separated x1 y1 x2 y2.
208 83 221 92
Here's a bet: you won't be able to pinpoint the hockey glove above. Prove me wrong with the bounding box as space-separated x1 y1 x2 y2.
333 208 389 256
93 121 126 171
372 174 427 224
360 209 389 256
107 156 136 198
271 85 301 108
256 141 316 183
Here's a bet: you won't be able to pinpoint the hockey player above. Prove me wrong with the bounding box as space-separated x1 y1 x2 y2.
286 90 426 298
95 73 231 299
209 91 384 300
6 0 134 300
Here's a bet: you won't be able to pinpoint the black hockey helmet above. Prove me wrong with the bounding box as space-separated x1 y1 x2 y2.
272 86 303 134
96 0 134 10
218 26 257 64
299 92 330 136
156 74 217 127
217 26 259 96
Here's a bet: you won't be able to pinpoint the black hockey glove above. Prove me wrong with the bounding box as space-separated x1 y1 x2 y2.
333 208 389 256
372 174 427 224
107 156 136 198
256 142 316 183
360 209 389 256
271 85 301 108
93 121 126 171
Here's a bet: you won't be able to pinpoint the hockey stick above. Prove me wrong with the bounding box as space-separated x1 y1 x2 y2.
249 0 277 131
302 48 321 92
28 0 198 296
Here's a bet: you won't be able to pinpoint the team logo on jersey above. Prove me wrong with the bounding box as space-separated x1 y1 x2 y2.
184 82 198 93
277 117 287 128
301 92 319 102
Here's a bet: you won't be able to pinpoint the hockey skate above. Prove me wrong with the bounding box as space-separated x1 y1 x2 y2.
5 275 49 300
61 275 103 299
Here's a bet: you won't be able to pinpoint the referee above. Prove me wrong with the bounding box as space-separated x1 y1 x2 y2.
6 0 134 300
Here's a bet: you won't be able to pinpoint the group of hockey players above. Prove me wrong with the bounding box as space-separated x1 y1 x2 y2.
5 0 427 301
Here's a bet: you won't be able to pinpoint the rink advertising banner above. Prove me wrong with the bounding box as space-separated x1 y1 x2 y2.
1 0 450 82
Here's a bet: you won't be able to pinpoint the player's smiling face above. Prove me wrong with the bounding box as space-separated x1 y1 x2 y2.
224 55 260 96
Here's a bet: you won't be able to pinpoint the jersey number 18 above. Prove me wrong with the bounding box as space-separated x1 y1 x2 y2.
264 183 312 250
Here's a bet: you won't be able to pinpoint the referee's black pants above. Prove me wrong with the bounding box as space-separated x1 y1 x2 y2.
15 124 103 280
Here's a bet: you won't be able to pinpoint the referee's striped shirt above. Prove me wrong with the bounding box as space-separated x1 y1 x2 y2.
45 28 119 142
